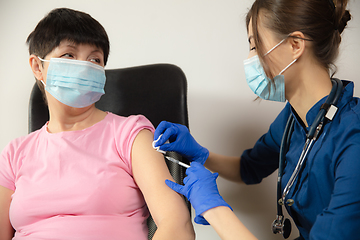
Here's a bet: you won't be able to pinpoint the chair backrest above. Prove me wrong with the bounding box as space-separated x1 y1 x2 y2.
28 63 190 240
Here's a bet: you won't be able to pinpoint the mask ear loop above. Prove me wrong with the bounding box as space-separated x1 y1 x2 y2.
262 35 291 78
264 38 287 56
37 56 50 62
36 56 49 87
277 32 310 76
40 80 47 87
279 59 297 75
262 34 298 76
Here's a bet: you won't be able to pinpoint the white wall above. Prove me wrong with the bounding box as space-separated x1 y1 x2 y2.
0 1 359 239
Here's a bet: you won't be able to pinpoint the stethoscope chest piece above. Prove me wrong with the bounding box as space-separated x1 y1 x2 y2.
272 215 292 239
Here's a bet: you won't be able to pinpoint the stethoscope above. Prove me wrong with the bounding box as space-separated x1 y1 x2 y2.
271 78 343 239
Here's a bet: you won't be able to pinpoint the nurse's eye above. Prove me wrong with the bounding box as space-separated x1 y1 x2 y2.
250 47 256 51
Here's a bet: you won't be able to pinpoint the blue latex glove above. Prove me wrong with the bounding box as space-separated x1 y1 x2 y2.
165 162 232 225
154 121 209 165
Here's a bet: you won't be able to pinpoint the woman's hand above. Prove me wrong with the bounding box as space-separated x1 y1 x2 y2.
165 162 232 225
154 121 209 164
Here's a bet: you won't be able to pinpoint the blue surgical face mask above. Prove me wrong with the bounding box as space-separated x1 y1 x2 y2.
38 57 106 108
243 38 297 102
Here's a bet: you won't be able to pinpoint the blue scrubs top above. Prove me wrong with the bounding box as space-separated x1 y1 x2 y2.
241 81 360 239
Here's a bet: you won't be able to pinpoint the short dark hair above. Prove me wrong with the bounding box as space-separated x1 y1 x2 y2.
27 8 110 65
246 0 351 78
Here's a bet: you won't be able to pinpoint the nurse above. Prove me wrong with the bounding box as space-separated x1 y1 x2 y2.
153 0 359 239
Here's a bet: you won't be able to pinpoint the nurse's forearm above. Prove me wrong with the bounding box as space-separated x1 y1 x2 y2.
204 152 243 183
203 206 257 240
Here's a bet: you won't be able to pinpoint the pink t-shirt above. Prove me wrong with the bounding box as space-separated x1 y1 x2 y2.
0 112 154 240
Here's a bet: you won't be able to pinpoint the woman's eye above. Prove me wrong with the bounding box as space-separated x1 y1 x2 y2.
61 53 74 58
250 47 256 51
89 58 101 64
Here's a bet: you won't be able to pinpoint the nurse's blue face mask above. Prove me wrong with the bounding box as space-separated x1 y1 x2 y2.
243 37 297 102
38 57 106 108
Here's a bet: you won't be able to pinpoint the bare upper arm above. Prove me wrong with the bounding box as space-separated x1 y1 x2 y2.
0 185 15 240
131 129 193 232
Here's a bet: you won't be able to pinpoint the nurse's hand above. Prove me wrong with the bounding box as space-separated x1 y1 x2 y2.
154 121 209 165
165 162 232 225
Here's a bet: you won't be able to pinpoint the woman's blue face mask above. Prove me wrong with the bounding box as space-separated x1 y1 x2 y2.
243 37 297 102
38 57 106 108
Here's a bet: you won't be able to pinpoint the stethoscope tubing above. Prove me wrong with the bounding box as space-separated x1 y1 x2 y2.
277 114 294 214
275 78 343 231
278 78 343 206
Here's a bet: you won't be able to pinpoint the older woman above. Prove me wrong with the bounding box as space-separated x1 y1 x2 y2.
0 8 194 240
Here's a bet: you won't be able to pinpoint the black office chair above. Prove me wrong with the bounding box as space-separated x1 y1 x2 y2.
28 63 191 240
